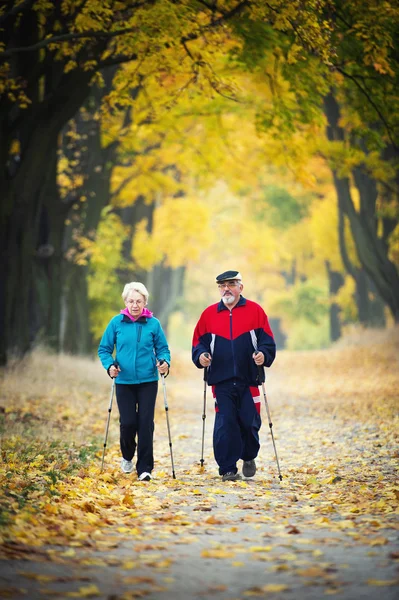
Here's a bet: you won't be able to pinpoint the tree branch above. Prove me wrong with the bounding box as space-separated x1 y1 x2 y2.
335 66 399 151
0 26 138 60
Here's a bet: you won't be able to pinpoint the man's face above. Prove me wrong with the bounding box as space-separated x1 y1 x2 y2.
218 280 243 306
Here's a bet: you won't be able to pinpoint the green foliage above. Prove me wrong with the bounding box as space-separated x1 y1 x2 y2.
285 317 330 350
255 185 308 229
229 17 284 69
272 280 329 325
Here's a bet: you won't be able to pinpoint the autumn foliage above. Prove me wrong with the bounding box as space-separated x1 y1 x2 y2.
0 328 398 597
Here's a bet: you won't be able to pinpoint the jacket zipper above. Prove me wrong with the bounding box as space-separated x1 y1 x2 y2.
137 325 142 343
230 311 237 378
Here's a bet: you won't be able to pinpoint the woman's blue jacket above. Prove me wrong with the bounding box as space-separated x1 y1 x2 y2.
98 313 171 384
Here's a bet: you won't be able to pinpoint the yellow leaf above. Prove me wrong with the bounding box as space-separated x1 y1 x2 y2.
297 567 327 577
205 515 224 524
60 549 76 557
369 537 389 546
367 579 398 586
273 564 290 572
249 546 272 553
43 503 58 515
337 519 355 529
262 584 289 592
201 549 235 559
67 584 100 597
279 553 297 561
121 494 135 506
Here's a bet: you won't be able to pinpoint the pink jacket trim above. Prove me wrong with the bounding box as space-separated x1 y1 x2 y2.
120 307 153 322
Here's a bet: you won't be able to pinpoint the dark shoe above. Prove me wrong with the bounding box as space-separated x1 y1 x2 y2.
242 459 256 478
222 471 241 481
138 472 151 481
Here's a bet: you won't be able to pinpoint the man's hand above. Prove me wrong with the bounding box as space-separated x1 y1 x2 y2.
109 364 121 378
253 351 264 366
199 352 212 367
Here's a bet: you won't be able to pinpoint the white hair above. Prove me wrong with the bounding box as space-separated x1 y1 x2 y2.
121 282 149 304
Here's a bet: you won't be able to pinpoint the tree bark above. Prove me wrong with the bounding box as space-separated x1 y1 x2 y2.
61 74 119 353
324 93 399 323
325 260 344 342
0 67 94 364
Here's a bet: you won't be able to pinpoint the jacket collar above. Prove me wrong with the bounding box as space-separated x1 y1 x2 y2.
217 295 246 312
121 314 147 323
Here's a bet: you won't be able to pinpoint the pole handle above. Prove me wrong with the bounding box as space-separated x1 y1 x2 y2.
254 351 265 383
158 358 170 379
203 352 210 381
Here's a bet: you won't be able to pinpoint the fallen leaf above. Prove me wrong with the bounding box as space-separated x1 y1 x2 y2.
201 549 235 559
367 579 398 586
287 525 301 534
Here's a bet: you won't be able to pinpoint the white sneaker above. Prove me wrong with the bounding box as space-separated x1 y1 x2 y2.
138 472 152 481
121 458 134 474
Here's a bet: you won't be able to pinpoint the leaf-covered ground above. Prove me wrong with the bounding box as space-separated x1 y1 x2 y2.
0 328 398 599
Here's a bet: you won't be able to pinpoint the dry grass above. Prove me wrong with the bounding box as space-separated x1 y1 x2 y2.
1 327 398 444
267 325 399 423
0 347 109 444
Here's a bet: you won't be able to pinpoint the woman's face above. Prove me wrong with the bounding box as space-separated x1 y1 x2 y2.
125 290 146 318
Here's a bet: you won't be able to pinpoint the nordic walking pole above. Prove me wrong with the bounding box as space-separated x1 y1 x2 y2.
200 353 210 468
101 377 116 472
255 352 283 481
159 360 176 479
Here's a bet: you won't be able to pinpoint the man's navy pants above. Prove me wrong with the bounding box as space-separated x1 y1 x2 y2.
213 379 261 476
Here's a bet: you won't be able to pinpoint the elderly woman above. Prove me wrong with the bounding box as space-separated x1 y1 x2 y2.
98 282 170 481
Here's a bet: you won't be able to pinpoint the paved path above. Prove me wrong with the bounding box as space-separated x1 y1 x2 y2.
1 366 398 599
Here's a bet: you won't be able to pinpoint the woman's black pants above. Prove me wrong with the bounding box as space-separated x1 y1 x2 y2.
115 381 158 475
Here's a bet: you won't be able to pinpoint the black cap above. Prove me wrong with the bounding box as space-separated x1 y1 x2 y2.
216 270 242 282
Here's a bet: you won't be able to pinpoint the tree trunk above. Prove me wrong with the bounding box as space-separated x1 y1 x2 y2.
0 69 93 364
325 260 344 341
335 175 386 326
324 93 399 322
146 265 185 334
117 195 185 333
32 151 68 350
61 76 119 353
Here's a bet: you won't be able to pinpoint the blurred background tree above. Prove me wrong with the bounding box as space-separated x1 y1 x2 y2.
1 0 398 363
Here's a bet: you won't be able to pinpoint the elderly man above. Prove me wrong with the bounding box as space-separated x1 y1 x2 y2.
192 270 276 481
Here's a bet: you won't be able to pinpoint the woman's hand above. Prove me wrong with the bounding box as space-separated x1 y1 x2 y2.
108 364 121 378
157 360 169 375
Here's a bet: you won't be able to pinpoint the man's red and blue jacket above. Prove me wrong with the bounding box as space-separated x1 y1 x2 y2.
192 296 276 386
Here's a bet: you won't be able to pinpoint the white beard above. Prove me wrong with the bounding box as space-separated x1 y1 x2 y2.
222 294 235 305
